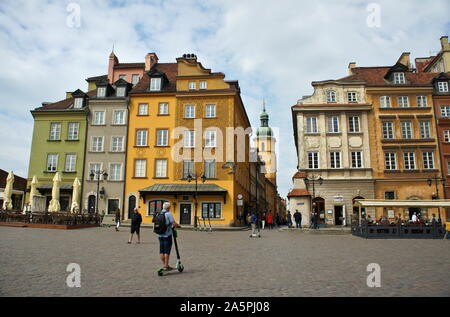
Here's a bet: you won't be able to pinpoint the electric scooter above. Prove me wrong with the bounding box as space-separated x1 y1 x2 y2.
157 228 184 276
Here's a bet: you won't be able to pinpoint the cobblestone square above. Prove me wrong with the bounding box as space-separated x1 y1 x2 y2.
0 226 449 297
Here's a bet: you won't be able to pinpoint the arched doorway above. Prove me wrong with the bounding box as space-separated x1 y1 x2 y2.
312 197 325 225
88 195 96 213
353 196 366 222
128 195 136 219
408 196 422 220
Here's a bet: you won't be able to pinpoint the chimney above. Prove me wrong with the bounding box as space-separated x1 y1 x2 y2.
348 62 356 75
107 51 119 83
398 52 411 67
145 53 159 71
440 36 450 51
65 92 73 99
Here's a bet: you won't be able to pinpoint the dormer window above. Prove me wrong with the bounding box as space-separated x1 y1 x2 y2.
200 81 207 90
97 87 106 98
327 90 336 103
394 72 406 84
438 82 449 93
116 87 126 97
150 78 162 91
132 74 139 86
188 81 196 90
74 98 83 109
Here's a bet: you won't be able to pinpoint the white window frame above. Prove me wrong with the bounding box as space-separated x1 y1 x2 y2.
385 152 397 170
109 163 122 181
113 110 126 125
68 122 79 140
328 116 340 133
351 151 363 168
417 96 428 107
398 96 409 108
348 116 360 133
184 130 195 148
49 123 61 140
116 87 126 97
382 121 394 139
199 81 207 90
156 129 169 147
380 96 391 108
394 72 406 84
205 130 217 148
134 160 147 178
205 104 216 118
136 130 148 147
183 160 195 179
306 117 318 133
444 130 450 143
188 81 196 90
423 152 435 169
97 87 106 98
330 151 341 169
89 163 103 180
185 105 196 119
307 152 319 169
440 106 450 117
327 90 336 103
91 136 104 152
111 136 124 152
138 103 148 116
438 82 449 93
419 121 431 139
64 154 76 172
132 74 139 86
150 78 162 91
347 91 357 103
159 103 169 115
93 111 106 125
401 121 413 139
204 160 216 179
74 98 83 109
155 159 168 178
403 152 416 170
46 154 58 172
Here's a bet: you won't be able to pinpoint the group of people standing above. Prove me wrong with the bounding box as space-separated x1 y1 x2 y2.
286 210 304 228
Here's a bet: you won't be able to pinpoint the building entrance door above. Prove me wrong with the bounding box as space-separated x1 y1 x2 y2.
408 207 422 220
180 203 192 225
334 205 343 225
88 195 96 213
128 196 136 219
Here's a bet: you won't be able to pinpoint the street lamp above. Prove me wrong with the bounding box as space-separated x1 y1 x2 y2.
427 176 445 221
187 171 206 229
89 170 108 214
306 174 323 229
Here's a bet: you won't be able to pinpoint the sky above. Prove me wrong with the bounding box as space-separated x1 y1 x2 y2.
0 0 449 200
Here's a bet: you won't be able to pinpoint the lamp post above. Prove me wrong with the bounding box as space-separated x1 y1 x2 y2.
306 174 323 229
89 170 108 214
427 176 445 221
187 171 206 229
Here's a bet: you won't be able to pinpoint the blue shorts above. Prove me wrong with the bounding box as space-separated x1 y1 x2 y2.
159 235 173 255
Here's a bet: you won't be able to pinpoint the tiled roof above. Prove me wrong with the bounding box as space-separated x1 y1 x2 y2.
33 90 96 111
415 57 435 73
292 171 306 179
130 63 178 93
339 67 437 86
114 62 145 69
139 183 227 194
287 189 311 197
86 74 107 81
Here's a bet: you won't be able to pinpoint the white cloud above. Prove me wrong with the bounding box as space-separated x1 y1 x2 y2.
0 0 449 199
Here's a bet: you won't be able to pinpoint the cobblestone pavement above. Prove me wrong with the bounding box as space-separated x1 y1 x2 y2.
0 226 449 297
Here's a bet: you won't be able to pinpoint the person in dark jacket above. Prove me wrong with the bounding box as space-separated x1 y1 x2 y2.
294 210 302 228
287 211 293 228
128 208 142 244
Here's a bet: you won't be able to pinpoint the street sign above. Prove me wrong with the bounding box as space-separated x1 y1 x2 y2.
237 199 243 206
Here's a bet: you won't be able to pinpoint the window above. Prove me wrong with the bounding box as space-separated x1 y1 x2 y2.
328 116 339 133
204 160 216 178
330 152 341 169
438 82 449 93
327 90 336 103
183 160 194 178
107 199 119 214
113 110 126 125
155 159 167 178
64 154 76 172
150 78 162 91
385 152 397 170
111 136 124 152
417 96 428 107
132 74 139 86
109 163 122 181
119 75 126 80
148 200 168 216
380 96 391 108
382 122 394 139
401 121 412 139
136 130 148 146
91 137 104 152
188 81 196 90
185 105 195 118
156 129 169 146
419 121 431 139
200 81 207 90
444 130 450 142
306 117 318 133
308 152 319 169
394 72 406 84
68 123 79 140
46 154 58 172
49 123 61 140
134 160 147 178
398 96 409 107
97 87 106 97
205 104 216 118
447 161 450 175
403 152 416 170
347 91 357 103
348 116 360 133
138 104 148 116
202 202 221 219
441 106 450 117
423 152 435 169
184 130 195 148
74 98 83 108
89 163 102 180
116 87 126 97
159 103 169 115
93 111 105 125
205 130 216 148
351 151 363 168
261 142 265 152
385 191 395 200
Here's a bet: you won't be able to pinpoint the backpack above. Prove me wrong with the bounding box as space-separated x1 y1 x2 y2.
153 211 168 234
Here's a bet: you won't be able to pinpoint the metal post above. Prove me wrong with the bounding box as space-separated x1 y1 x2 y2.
96 176 100 214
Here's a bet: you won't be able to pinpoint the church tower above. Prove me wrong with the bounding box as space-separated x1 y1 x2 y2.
255 101 277 184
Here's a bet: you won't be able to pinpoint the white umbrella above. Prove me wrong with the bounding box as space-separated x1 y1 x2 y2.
29 176 38 207
2 171 14 210
48 172 61 212
70 177 81 213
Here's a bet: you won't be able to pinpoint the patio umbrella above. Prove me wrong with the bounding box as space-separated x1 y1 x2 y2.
28 175 38 209
2 171 14 210
70 177 81 213
48 172 61 212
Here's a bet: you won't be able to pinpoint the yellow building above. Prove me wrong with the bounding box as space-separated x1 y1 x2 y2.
124 53 253 227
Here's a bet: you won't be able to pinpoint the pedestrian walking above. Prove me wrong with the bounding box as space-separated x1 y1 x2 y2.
115 208 121 231
261 212 266 229
128 208 142 244
154 202 181 271
250 211 258 237
294 210 302 228
287 211 292 228
267 212 273 229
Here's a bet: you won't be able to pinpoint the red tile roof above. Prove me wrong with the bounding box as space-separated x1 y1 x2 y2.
33 90 97 111
131 63 178 93
415 57 435 73
114 63 145 69
287 189 311 198
292 171 306 179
